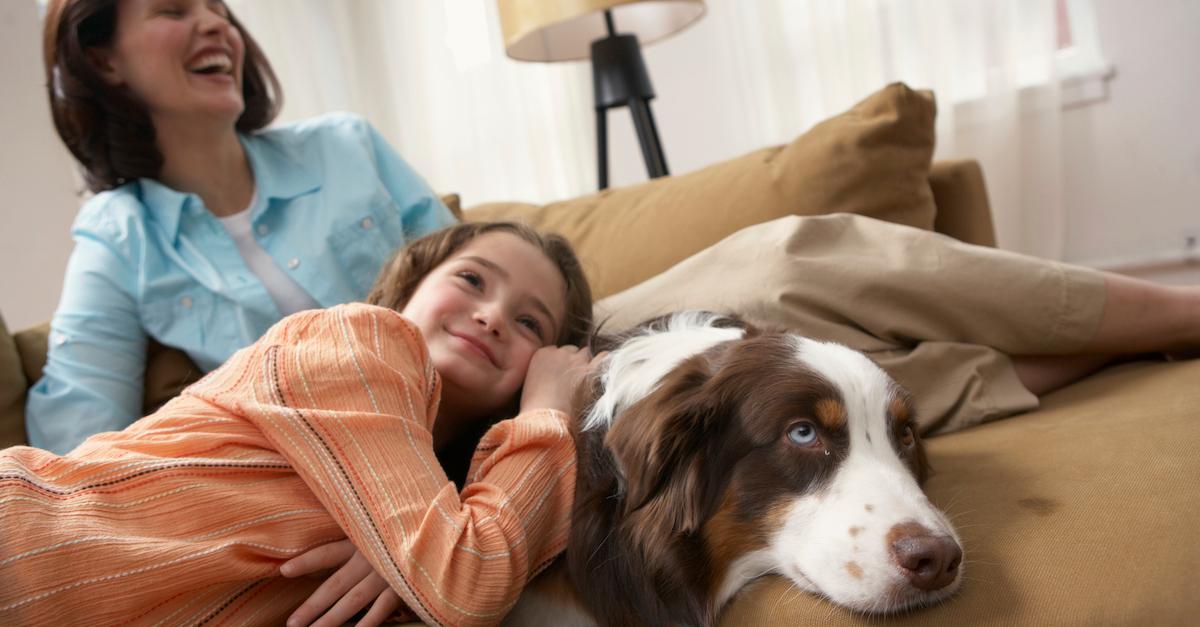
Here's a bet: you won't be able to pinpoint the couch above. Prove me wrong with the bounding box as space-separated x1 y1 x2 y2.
2 83 1196 625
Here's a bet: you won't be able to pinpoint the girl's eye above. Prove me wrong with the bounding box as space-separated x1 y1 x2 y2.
458 272 483 289
786 422 819 447
517 316 544 340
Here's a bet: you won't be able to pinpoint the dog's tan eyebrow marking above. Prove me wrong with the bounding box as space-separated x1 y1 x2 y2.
845 562 864 579
849 526 863 537
889 396 911 426
865 504 874 513
815 398 846 429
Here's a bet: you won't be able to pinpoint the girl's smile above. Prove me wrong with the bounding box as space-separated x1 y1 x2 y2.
449 331 500 368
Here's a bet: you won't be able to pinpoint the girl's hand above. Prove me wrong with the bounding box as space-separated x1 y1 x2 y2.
519 345 607 415
280 540 400 627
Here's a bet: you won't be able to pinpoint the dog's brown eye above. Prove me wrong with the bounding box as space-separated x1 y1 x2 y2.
900 424 916 448
787 422 819 447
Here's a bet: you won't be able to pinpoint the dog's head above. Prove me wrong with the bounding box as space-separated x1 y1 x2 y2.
578 311 962 621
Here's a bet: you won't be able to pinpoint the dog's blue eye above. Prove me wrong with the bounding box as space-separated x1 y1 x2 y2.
787 422 818 446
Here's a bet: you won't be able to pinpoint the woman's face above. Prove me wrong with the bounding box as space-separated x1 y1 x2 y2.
98 0 246 126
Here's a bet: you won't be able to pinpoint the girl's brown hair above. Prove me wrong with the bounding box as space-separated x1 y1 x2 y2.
367 222 593 348
42 0 282 193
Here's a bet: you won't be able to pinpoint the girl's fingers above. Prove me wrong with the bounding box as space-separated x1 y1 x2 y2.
310 574 391 627
286 553 372 627
280 539 356 578
350 588 402 627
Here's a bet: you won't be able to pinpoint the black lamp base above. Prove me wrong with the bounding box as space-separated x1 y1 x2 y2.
590 14 669 190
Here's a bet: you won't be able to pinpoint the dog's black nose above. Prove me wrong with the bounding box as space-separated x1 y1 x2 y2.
889 523 962 591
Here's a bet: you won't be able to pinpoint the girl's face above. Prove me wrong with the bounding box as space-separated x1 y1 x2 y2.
402 232 568 418
97 0 246 126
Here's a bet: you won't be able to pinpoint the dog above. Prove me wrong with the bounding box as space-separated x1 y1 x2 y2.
507 311 962 626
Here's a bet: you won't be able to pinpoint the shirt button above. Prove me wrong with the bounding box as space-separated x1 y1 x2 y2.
53 333 67 347
360 217 374 229
180 296 193 308
257 224 269 236
288 258 300 270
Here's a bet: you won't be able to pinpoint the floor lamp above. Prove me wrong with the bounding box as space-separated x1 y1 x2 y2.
497 0 706 190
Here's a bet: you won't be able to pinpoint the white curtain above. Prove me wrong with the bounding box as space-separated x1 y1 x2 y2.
230 0 1064 258
227 0 595 207
711 0 1065 258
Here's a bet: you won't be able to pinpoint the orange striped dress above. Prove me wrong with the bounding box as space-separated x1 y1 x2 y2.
0 303 576 626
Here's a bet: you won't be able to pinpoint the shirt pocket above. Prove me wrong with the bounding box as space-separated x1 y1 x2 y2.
141 288 235 370
327 190 407 297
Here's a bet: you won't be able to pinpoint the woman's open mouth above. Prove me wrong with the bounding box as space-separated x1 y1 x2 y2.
186 50 236 83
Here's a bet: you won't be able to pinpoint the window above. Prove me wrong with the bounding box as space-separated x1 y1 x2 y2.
1055 0 1115 106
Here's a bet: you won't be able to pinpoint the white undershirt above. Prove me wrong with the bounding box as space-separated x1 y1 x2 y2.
217 197 321 316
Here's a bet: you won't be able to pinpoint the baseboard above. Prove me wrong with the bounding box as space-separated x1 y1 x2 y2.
1079 249 1200 285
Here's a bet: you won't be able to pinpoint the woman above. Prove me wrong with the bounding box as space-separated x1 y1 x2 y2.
30 0 456 454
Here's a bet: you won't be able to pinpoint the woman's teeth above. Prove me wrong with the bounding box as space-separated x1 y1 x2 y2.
188 53 232 74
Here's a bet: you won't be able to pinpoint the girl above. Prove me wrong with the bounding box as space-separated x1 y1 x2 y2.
0 221 598 627
31 0 456 454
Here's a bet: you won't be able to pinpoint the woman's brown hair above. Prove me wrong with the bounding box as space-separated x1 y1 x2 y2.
42 0 282 193
367 222 594 349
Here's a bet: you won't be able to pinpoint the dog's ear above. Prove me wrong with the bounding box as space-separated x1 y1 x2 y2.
605 358 719 536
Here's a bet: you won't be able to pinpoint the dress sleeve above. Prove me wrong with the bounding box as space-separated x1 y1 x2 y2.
195 303 575 627
362 120 458 236
26 233 147 455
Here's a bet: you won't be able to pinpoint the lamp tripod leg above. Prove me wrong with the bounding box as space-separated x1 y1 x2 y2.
629 97 669 179
596 108 610 190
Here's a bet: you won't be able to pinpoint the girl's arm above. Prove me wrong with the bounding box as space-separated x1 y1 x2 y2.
26 234 148 454
280 345 600 627
198 303 575 627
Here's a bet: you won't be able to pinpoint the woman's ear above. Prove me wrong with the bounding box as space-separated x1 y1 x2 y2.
85 47 124 86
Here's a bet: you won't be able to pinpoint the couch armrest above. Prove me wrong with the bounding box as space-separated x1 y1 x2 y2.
930 159 996 248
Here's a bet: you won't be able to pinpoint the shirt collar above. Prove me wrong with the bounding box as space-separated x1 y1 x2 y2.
137 132 322 240
137 177 191 241
240 130 322 213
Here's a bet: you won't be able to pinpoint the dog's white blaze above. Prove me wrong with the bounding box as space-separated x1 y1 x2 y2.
741 338 962 613
582 311 745 432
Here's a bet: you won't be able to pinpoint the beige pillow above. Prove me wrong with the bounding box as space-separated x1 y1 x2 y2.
464 82 938 299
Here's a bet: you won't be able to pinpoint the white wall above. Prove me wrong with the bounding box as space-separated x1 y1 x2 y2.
1059 0 1200 283
0 1 81 330
2 0 1196 332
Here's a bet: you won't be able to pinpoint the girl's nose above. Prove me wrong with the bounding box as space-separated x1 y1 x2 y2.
474 308 504 337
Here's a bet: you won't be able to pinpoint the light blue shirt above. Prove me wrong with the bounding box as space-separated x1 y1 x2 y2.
27 112 456 454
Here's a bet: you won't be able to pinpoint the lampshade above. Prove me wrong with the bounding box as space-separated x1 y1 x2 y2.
498 0 706 62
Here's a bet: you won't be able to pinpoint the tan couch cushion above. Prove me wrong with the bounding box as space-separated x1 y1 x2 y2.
719 358 1200 625
464 82 939 299
0 313 29 449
